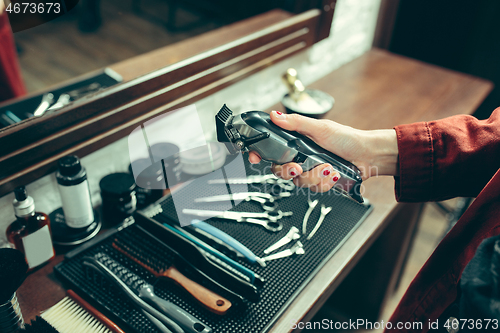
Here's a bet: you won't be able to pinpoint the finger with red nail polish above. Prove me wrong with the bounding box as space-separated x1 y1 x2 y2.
331 172 341 184
271 110 287 120
276 163 303 180
293 163 331 188
310 166 339 193
320 166 334 178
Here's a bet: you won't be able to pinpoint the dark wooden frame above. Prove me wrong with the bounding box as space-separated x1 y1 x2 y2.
0 4 336 197
372 0 400 49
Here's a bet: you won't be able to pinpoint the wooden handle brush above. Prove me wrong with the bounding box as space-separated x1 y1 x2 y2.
112 239 232 315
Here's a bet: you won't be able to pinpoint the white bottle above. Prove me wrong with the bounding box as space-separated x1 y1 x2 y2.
56 155 94 228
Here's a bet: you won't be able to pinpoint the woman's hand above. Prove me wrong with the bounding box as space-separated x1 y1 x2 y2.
248 111 399 192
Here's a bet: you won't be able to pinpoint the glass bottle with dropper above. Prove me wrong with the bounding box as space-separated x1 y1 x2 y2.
6 186 55 269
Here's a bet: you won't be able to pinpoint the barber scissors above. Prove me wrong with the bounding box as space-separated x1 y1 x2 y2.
194 192 291 211
208 174 295 191
182 208 292 232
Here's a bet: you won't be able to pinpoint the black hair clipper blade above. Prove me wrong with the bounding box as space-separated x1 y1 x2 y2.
215 104 270 154
215 104 238 154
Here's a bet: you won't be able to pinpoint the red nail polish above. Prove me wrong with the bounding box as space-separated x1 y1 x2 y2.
276 111 282 115
290 171 296 176
323 169 331 176
332 176 339 182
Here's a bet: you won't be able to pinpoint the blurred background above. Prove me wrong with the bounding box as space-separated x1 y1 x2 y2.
376 0 500 121
9 0 500 119
9 0 322 92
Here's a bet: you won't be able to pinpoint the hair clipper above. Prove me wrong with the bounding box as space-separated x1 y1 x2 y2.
215 105 364 203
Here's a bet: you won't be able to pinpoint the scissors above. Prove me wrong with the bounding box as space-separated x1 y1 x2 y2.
182 208 292 232
208 174 295 191
194 192 291 211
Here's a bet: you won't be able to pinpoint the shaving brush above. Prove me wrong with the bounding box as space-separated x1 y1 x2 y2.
281 68 334 118
0 248 29 332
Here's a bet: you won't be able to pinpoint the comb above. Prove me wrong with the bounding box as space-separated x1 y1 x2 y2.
84 252 212 333
112 238 231 315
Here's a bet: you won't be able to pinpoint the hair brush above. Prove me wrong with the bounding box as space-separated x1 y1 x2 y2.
40 290 125 333
112 238 231 315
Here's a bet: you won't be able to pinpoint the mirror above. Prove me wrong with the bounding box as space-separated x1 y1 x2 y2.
0 1 336 197
0 0 330 129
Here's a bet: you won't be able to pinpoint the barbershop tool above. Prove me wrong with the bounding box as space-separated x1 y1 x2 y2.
135 214 262 302
48 94 71 111
0 112 16 127
194 192 291 212
302 199 319 234
307 205 332 240
112 238 232 314
83 253 212 333
119 219 254 302
1 111 22 125
182 208 290 232
216 105 364 203
186 224 245 260
83 254 180 333
33 93 55 116
191 220 265 267
161 221 266 279
263 226 301 254
208 174 295 191
261 241 304 263
67 82 102 99
40 290 125 333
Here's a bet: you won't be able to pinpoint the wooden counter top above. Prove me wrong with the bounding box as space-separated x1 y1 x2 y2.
16 48 492 332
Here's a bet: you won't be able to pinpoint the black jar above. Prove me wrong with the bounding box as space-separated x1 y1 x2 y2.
149 142 182 184
99 173 137 225
128 159 164 209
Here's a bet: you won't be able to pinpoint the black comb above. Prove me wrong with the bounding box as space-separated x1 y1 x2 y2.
216 104 233 123
215 104 234 146
83 254 180 333
85 253 212 333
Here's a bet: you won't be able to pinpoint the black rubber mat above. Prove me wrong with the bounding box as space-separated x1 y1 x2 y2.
55 160 372 333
